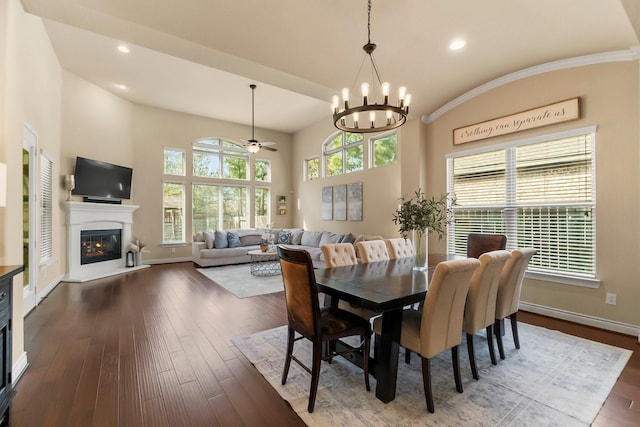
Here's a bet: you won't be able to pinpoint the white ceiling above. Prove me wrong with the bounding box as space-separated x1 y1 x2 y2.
21 0 640 134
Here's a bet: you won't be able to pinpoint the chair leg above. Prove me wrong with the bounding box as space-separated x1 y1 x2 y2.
405 349 412 364
362 333 371 392
510 312 520 349
486 325 497 365
452 345 463 393
466 333 479 380
307 341 323 413
494 319 506 360
421 356 435 413
281 327 294 385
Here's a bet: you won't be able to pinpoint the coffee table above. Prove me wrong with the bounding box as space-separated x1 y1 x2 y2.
247 249 281 276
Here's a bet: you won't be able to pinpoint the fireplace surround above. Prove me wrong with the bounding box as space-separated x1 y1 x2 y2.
65 202 148 282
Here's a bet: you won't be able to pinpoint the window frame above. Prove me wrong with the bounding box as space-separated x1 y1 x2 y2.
323 131 364 176
369 131 398 168
446 126 599 288
162 180 186 244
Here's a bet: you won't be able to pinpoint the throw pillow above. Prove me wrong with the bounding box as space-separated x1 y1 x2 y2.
203 231 216 249
278 230 292 244
227 231 241 248
300 231 324 247
214 230 228 248
291 229 304 245
239 234 262 246
319 232 341 246
341 232 356 244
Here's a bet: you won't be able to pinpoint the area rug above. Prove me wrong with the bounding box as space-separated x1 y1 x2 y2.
196 264 283 298
232 323 632 426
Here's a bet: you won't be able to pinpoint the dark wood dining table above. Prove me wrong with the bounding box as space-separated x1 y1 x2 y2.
314 253 461 403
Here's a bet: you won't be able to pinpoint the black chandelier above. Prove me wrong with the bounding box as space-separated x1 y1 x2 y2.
332 0 411 133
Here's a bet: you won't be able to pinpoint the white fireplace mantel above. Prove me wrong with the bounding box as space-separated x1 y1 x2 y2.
65 201 149 282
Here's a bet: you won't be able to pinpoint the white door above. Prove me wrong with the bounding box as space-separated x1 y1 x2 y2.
23 123 38 315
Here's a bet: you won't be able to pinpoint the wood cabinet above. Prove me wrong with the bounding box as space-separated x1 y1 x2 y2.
0 266 22 425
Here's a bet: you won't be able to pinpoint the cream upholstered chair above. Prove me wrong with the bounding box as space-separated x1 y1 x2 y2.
355 240 390 263
321 243 358 268
277 245 370 413
373 258 480 413
384 238 415 260
463 250 511 379
494 248 537 360
466 233 507 259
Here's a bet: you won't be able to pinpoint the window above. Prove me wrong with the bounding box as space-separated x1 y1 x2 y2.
164 148 185 175
324 132 364 176
255 187 270 228
40 152 53 262
222 186 248 229
371 133 397 167
305 157 319 181
193 138 248 180
192 184 219 234
254 159 270 182
163 182 185 243
447 128 596 281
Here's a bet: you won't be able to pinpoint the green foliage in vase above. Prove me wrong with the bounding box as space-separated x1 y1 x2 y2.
392 190 452 239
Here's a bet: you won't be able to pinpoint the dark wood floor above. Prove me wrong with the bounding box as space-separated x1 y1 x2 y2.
9 262 639 426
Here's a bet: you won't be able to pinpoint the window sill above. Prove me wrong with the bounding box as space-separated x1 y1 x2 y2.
161 242 187 247
525 270 601 289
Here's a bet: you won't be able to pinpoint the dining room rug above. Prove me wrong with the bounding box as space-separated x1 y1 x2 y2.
232 323 632 426
196 264 283 298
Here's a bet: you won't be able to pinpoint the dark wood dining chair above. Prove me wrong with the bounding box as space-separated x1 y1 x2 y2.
494 248 537 359
373 258 480 413
466 233 507 258
463 250 511 379
277 245 371 413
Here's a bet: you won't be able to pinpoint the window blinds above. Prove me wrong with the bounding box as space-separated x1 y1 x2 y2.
40 153 53 262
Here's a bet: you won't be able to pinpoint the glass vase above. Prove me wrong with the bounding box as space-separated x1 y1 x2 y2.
412 229 428 271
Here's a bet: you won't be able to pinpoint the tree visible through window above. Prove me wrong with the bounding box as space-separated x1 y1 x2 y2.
163 182 184 243
305 157 319 181
447 128 596 279
164 148 185 175
371 133 397 167
324 132 363 176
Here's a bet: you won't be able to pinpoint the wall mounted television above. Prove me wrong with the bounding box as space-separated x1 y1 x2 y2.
72 156 133 203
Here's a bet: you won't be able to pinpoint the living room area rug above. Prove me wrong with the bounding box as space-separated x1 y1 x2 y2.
196 264 284 298
232 323 631 426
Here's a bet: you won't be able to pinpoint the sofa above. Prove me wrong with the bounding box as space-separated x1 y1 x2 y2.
193 228 381 269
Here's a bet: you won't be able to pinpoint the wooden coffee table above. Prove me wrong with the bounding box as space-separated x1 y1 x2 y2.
247 249 281 276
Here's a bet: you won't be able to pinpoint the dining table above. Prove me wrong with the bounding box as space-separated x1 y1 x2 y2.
314 253 462 403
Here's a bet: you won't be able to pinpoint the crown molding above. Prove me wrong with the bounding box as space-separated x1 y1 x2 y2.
422 47 640 124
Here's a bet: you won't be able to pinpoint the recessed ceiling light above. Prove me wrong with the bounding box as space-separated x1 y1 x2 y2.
449 39 466 51
116 83 128 90
117 45 130 54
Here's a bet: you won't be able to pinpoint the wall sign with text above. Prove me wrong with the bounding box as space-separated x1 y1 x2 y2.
453 98 580 145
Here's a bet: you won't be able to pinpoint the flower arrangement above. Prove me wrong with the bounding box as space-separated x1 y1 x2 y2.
392 190 452 270
130 238 150 253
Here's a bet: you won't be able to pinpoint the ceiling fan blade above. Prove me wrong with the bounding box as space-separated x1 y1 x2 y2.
262 146 278 152
259 141 277 146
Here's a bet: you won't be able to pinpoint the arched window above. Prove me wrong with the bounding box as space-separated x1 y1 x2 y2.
323 132 364 176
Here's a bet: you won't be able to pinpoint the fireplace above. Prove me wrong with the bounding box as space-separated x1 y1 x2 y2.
65 202 147 282
80 229 122 265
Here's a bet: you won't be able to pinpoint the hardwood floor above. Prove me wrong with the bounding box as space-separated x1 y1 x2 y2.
10 262 639 426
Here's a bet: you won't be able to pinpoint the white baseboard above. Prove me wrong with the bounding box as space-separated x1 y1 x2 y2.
145 257 193 265
37 273 64 302
520 302 640 337
12 351 28 384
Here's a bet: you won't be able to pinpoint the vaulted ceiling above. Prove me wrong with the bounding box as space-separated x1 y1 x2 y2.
21 0 640 134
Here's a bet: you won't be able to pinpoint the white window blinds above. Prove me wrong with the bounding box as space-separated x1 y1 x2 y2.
40 152 53 262
447 129 595 279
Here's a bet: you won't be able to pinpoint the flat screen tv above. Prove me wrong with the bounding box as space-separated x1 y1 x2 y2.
72 156 133 202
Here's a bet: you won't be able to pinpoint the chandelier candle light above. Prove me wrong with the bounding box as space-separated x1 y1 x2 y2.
332 0 411 133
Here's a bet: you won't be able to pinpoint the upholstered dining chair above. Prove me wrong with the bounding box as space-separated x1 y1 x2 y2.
356 240 390 263
384 238 415 260
321 242 358 268
494 248 538 360
277 245 371 413
466 233 507 259
463 250 511 379
373 258 480 413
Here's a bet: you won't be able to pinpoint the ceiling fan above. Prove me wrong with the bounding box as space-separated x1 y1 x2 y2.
241 84 277 153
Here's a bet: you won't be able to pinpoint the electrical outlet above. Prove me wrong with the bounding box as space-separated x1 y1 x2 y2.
605 293 617 305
